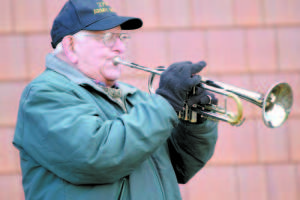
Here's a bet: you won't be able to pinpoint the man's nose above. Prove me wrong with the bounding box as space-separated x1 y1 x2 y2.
112 38 126 54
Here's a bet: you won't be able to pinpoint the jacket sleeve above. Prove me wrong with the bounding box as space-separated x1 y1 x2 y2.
167 119 218 184
15 82 179 185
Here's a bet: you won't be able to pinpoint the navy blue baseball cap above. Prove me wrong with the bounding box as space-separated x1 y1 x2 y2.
51 0 143 48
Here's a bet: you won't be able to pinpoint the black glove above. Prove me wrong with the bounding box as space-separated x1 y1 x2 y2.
186 85 218 123
156 61 206 112
186 85 218 106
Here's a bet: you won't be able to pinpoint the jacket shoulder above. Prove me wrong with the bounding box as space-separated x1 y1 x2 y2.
29 69 74 90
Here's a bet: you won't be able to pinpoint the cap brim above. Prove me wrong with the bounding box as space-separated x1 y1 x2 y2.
84 15 143 31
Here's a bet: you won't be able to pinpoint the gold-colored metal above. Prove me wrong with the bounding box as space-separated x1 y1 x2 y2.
113 57 293 128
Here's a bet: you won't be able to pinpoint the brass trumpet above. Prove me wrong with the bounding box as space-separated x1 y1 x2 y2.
113 57 293 128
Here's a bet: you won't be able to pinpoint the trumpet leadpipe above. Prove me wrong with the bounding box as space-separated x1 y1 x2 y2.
113 57 163 75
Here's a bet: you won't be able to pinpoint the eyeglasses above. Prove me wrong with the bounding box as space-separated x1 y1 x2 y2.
83 32 131 48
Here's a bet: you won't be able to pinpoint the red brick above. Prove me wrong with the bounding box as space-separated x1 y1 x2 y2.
0 82 27 126
0 128 21 173
0 35 27 81
191 0 234 27
179 184 189 200
234 0 264 26
297 165 300 194
246 28 277 73
124 0 158 28
25 34 52 79
278 73 300 117
264 0 300 25
13 0 47 32
256 121 289 163
45 0 67 30
266 165 298 200
209 119 258 165
0 0 13 32
158 0 191 28
286 119 300 161
187 166 238 200
232 120 258 164
278 28 300 71
206 29 247 74
237 165 268 200
130 31 168 68
107 0 125 15
209 122 236 164
0 175 24 200
169 30 206 64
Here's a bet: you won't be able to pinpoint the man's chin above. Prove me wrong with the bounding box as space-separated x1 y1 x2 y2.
105 74 121 83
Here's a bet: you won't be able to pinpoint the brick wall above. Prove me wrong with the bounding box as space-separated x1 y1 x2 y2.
0 0 299 199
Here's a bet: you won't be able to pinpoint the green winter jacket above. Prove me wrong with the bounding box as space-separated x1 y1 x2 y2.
13 54 218 200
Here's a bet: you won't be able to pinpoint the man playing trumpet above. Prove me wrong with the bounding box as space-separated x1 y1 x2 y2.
13 0 218 199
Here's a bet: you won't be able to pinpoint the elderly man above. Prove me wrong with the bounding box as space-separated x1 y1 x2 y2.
13 0 218 199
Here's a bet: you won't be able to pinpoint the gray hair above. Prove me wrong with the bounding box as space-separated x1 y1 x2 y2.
52 31 87 55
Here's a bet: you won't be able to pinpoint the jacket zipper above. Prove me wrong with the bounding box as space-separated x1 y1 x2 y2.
118 177 128 200
148 158 166 200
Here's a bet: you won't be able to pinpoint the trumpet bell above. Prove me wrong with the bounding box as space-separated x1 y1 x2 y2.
263 82 293 128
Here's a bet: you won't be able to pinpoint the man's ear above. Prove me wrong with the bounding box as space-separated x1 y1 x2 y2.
62 35 78 64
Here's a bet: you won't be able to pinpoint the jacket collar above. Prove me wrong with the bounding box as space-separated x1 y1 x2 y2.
45 53 137 95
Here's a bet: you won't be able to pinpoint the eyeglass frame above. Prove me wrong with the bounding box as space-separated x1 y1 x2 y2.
76 31 131 48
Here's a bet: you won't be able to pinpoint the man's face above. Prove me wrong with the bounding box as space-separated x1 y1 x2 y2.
74 26 127 87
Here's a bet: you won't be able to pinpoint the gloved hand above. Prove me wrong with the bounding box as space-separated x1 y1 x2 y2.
186 85 218 123
186 85 218 106
156 61 206 112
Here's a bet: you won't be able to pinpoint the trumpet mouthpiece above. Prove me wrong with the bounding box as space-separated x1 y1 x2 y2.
112 56 122 66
